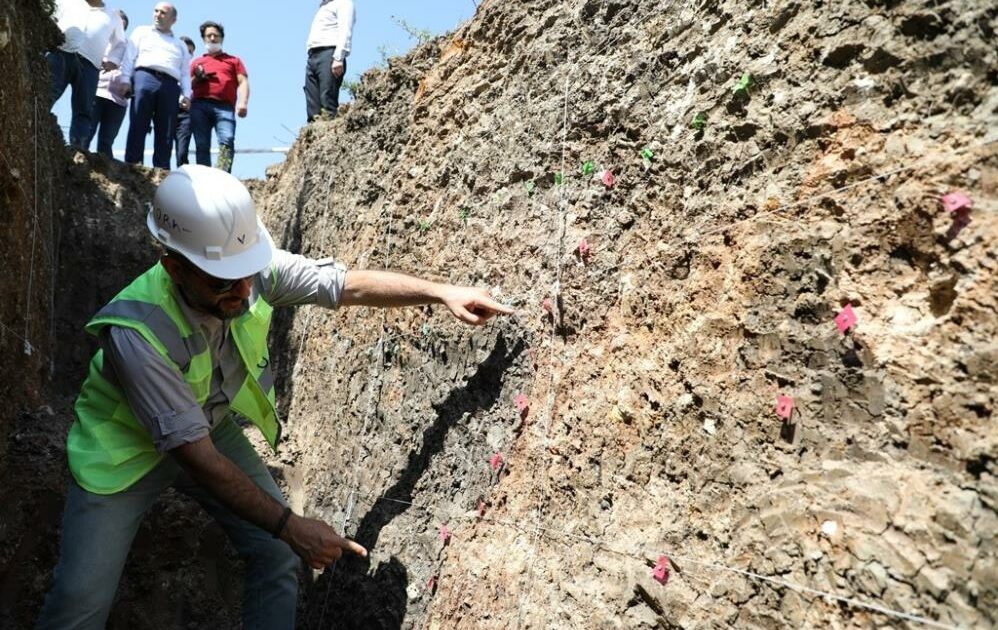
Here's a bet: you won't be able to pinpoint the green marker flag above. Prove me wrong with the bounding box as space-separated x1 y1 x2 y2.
554 173 563 185
640 148 654 161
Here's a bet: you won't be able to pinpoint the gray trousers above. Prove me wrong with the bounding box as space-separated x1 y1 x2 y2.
35 417 299 630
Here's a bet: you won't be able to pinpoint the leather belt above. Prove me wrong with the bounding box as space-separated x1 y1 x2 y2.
137 67 177 82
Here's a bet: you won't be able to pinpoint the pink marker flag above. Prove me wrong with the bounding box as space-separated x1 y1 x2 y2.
601 169 615 188
439 525 451 543
776 394 794 420
427 576 437 591
514 394 529 413
490 452 504 471
478 500 487 517
542 297 554 314
941 191 972 214
835 303 857 334
653 555 670 585
577 239 592 258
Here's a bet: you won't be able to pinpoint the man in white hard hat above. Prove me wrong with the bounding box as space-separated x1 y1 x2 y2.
36 165 513 630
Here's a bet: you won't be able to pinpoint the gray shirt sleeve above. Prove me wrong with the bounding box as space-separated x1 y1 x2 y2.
100 326 211 453
263 249 348 308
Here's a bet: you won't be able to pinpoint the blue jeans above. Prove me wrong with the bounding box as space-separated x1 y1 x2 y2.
125 68 180 169
35 418 300 630
175 111 192 166
47 50 99 148
87 96 127 158
191 99 236 172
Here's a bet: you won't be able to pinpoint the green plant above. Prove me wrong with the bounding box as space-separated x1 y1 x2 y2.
691 113 707 130
376 44 400 69
554 173 563 185
418 220 432 232
640 148 654 161
459 207 469 224
525 181 535 194
581 161 595 176
340 79 360 98
391 16 434 44
733 73 753 94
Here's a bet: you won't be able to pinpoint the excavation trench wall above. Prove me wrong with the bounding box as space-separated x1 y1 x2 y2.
0 1 996 629
261 1 996 628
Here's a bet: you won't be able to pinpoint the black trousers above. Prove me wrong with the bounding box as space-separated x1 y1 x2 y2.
304 46 345 121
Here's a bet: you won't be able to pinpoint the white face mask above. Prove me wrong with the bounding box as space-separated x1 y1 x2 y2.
205 42 222 54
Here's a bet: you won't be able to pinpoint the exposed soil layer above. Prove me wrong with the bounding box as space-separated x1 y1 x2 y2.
261 1 997 628
1 1 996 629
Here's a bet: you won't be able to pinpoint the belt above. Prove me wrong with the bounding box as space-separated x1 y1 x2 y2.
137 67 177 82
308 45 336 55
195 98 235 108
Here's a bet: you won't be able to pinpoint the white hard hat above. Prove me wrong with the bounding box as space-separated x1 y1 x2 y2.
148 165 274 279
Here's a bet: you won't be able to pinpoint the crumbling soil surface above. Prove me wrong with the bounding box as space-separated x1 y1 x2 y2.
0 0 63 454
1 0 996 629
261 0 997 628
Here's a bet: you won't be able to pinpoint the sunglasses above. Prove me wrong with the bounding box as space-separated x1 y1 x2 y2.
180 259 251 294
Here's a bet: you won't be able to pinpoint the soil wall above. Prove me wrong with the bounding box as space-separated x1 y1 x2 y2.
260 1 996 628
0 1 994 629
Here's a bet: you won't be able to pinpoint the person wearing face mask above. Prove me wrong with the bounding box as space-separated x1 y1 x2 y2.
189 21 249 173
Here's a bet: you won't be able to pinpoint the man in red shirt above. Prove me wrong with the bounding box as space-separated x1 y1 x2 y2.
189 21 248 172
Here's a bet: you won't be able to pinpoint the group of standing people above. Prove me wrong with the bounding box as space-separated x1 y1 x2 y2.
49 0 354 173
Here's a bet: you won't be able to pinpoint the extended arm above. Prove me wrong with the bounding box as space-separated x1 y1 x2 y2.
340 269 513 325
171 437 366 568
101 325 365 568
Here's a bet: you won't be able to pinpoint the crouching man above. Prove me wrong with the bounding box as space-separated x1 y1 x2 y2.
35 165 512 630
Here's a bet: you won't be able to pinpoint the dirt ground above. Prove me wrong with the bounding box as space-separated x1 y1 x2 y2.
1 0 995 629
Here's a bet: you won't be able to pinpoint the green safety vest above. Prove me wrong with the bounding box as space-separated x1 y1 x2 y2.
68 262 280 495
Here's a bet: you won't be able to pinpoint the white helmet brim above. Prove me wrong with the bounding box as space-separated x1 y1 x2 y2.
147 165 276 279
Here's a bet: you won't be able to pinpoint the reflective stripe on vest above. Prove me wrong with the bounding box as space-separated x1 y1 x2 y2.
94 299 208 370
69 262 280 495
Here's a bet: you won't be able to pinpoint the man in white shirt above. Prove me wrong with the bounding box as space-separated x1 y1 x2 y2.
86 10 130 158
48 0 126 148
304 0 355 121
118 2 192 169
